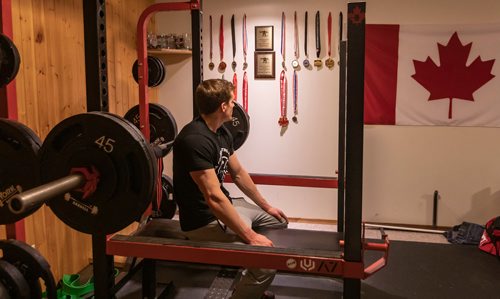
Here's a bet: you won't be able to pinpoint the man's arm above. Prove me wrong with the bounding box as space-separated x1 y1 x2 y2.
190 168 274 246
228 154 288 223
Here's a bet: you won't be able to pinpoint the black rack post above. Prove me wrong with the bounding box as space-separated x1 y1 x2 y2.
344 2 366 298
83 0 109 112
338 38 347 234
92 234 114 298
191 0 203 118
83 1 114 297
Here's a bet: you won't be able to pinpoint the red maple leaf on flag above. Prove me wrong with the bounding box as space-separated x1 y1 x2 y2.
412 32 495 119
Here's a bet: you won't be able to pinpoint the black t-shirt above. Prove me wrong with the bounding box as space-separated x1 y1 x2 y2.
173 117 234 231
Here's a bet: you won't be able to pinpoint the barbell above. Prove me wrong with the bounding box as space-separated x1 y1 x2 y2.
1 101 250 234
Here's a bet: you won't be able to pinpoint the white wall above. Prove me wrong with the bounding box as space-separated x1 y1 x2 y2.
155 0 500 227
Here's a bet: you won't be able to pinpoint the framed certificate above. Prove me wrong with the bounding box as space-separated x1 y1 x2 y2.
255 26 274 51
254 51 275 79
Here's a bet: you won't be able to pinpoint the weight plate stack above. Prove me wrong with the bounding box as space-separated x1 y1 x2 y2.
0 240 57 299
132 56 166 87
124 103 178 156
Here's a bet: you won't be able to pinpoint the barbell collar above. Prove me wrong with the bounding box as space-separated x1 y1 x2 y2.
9 173 86 215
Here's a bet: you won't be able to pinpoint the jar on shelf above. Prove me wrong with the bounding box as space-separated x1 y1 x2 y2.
147 32 158 49
166 34 176 49
183 33 192 50
157 35 167 49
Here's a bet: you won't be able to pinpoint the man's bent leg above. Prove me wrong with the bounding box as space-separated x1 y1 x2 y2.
184 221 274 299
232 197 288 230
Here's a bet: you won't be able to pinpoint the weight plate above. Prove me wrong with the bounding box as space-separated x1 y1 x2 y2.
0 119 41 224
159 174 176 219
132 56 164 88
0 34 21 87
223 102 250 151
39 112 157 234
0 259 30 299
0 239 57 299
124 103 178 156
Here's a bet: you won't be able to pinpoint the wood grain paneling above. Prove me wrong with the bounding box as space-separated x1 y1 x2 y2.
8 0 155 280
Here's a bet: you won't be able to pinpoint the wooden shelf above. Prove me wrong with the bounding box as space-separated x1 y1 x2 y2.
147 49 192 55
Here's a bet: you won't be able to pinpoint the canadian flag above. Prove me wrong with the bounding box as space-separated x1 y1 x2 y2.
364 24 498 126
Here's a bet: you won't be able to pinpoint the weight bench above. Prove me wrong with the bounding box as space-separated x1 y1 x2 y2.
107 218 387 298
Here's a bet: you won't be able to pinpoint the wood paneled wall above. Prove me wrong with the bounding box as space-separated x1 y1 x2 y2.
4 0 156 280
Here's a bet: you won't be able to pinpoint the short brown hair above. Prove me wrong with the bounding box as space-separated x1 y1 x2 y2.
195 79 234 115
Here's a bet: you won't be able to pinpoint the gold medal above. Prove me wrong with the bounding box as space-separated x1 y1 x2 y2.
314 59 322 67
209 62 215 70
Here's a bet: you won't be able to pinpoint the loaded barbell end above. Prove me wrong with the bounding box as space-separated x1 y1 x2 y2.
8 173 87 215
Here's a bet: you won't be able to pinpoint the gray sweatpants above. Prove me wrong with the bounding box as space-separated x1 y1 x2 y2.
183 197 288 299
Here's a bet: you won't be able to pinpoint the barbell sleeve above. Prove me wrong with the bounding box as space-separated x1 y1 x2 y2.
9 173 86 215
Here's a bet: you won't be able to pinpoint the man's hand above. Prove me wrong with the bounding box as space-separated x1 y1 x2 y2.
266 206 289 224
248 233 274 247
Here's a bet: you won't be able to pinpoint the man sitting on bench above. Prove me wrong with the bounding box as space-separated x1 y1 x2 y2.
173 79 288 298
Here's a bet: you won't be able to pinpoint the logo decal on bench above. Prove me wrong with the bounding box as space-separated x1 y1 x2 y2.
300 259 316 271
286 258 297 269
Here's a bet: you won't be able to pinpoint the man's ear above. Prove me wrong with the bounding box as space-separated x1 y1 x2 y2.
220 101 227 112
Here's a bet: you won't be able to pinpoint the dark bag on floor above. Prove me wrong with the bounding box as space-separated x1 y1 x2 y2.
479 216 500 259
444 221 484 245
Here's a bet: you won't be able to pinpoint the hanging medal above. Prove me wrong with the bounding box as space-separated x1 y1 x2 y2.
280 12 286 70
218 15 227 72
292 70 298 123
278 70 289 127
243 72 248 112
303 11 310 68
314 11 322 67
242 14 248 70
209 15 214 70
325 12 335 69
291 11 300 70
231 14 237 71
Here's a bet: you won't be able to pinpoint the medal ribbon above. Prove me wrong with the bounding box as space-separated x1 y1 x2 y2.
304 11 308 58
328 12 332 57
209 15 213 62
281 12 286 64
294 11 299 60
279 70 288 127
243 72 248 113
219 15 224 62
293 70 298 116
232 73 238 101
243 14 247 64
231 14 236 62
315 11 321 58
